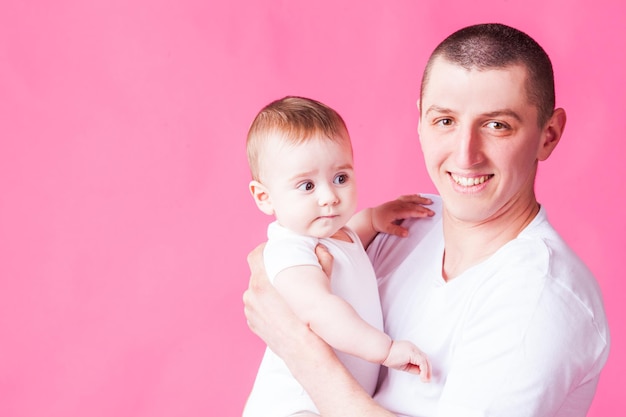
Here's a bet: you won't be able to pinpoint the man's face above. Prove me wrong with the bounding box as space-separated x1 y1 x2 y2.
418 58 547 225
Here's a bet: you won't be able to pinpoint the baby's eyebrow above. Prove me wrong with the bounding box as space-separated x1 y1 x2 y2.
335 163 354 171
288 170 316 182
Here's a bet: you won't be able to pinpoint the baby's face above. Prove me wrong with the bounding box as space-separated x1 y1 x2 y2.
259 134 357 238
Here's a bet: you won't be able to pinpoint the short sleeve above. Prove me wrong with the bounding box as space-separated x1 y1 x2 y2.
263 233 320 284
437 239 608 417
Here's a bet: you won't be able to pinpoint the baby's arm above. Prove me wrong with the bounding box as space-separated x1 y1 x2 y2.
348 194 433 248
274 265 431 380
274 265 391 363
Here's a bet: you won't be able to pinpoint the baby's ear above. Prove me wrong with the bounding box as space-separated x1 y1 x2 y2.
249 181 274 215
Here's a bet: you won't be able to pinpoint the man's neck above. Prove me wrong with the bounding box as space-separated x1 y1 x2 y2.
441 199 540 281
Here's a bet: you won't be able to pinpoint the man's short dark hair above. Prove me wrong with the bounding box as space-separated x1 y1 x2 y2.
420 23 555 126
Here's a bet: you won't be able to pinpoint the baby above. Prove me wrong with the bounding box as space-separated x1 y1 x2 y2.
243 96 432 417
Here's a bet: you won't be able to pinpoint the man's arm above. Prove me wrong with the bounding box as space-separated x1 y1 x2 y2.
348 194 433 248
243 244 397 417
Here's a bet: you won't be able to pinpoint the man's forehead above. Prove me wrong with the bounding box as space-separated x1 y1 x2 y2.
426 56 529 83
421 59 531 108
431 54 529 71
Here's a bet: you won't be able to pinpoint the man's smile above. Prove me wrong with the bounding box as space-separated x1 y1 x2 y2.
449 173 494 187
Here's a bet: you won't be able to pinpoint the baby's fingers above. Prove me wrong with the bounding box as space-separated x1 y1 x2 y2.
414 353 432 383
397 194 433 205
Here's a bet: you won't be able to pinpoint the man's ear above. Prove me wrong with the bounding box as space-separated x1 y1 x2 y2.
249 180 274 215
537 108 567 161
416 99 423 136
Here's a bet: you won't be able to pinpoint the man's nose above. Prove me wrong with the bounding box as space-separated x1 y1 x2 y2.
454 126 484 168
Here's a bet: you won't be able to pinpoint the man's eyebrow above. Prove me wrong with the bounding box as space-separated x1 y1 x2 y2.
424 106 523 122
482 109 522 122
424 105 452 116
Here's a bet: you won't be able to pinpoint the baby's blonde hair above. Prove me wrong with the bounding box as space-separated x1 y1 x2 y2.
246 96 351 181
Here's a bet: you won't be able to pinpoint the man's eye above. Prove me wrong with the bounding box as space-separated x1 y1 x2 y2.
436 118 453 126
487 121 508 130
297 181 315 191
333 174 348 185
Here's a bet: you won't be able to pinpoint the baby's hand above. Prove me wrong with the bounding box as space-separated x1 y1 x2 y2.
371 194 434 238
382 340 431 382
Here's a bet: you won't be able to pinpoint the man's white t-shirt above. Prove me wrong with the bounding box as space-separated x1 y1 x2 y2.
243 222 384 417
368 195 610 417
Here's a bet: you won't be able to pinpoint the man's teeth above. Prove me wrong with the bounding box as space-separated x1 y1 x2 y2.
451 174 491 186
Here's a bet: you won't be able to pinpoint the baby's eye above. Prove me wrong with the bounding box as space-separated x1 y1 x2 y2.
333 174 348 185
297 181 315 191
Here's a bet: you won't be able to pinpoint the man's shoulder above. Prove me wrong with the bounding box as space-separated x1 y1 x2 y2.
495 212 599 302
514 207 598 292
470 227 609 378
487 212 609 350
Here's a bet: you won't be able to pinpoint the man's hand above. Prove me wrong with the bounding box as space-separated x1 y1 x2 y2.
243 243 335 357
243 243 304 358
315 244 334 278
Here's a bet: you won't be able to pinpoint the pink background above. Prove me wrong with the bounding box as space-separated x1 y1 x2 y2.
1 1 624 416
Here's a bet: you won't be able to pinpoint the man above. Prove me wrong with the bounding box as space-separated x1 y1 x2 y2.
243 23 610 417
